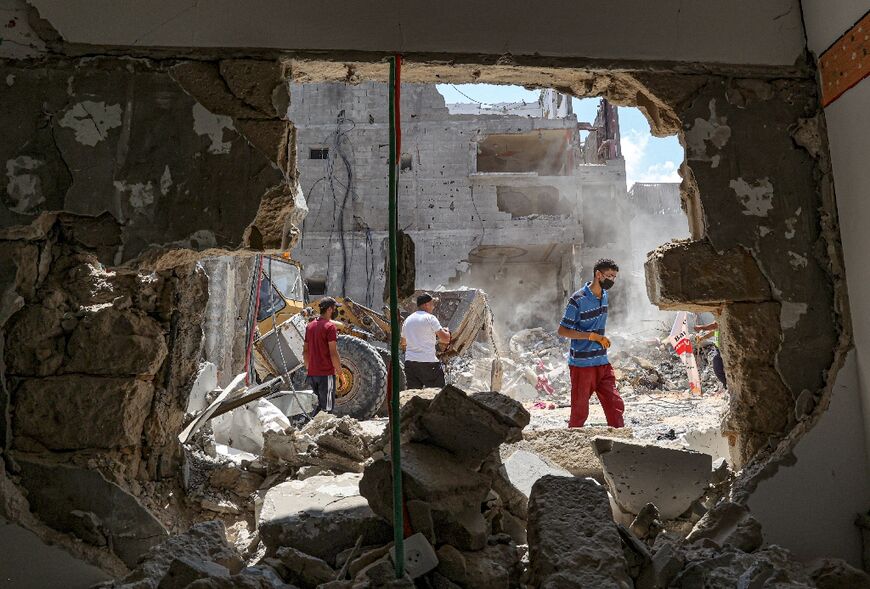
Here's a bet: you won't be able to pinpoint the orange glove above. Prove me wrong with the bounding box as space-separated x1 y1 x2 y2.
588 333 611 349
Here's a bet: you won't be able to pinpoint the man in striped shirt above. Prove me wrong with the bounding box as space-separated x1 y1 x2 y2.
557 258 625 428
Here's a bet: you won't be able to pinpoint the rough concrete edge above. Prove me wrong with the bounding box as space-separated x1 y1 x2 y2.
730 107 854 502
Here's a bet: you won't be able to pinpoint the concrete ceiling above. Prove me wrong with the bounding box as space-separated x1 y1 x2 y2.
28 0 806 66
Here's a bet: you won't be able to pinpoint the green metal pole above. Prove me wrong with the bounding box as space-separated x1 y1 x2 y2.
388 54 405 579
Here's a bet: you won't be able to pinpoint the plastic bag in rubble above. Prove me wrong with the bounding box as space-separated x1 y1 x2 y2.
211 398 291 455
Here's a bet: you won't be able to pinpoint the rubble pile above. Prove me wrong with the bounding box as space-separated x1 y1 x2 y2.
448 327 730 444
94 382 870 589
356 385 532 587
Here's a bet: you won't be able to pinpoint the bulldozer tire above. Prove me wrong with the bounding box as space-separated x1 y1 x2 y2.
290 335 387 420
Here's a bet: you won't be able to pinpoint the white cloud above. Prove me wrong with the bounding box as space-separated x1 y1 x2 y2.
637 161 681 184
621 129 681 189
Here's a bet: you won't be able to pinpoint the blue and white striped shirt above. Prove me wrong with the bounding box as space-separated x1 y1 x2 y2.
560 282 610 367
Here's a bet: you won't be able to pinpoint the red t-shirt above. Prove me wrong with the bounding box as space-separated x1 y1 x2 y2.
305 318 338 376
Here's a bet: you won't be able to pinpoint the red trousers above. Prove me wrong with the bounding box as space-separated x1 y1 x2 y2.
569 364 624 428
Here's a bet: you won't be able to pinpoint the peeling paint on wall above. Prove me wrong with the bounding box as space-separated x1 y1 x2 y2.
113 180 155 211
685 99 731 167
781 301 807 330
160 165 172 196
5 155 45 214
788 251 808 269
6 74 14 86
59 101 123 146
730 177 774 217
192 103 235 155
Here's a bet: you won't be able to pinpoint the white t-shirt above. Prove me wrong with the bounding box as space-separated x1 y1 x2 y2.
402 310 443 363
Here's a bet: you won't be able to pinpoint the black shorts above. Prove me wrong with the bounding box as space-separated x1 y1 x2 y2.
404 361 445 389
307 375 336 413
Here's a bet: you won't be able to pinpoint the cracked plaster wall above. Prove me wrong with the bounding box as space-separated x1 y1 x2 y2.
0 0 864 573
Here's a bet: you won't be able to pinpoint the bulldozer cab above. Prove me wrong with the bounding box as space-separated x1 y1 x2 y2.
256 256 308 334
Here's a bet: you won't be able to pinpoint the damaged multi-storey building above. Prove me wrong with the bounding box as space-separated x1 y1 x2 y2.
291 84 638 330
1 0 870 587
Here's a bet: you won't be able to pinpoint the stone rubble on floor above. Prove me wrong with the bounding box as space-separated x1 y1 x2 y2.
91 384 869 589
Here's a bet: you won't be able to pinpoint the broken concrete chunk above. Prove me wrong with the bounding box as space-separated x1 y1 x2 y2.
119 520 243 587
674 545 815 587
808 558 870 589
301 413 369 462
518 426 633 480
630 503 664 543
460 541 522 588
645 239 772 309
469 391 531 430
593 437 712 519
418 386 527 464
527 475 633 588
435 544 467 585
360 443 491 521
13 376 154 450
431 506 488 551
347 544 392 579
617 523 652 579
635 543 685 589
270 545 335 588
17 458 168 568
258 473 391 565
686 501 763 553
495 448 572 519
406 500 436 545
157 556 230 589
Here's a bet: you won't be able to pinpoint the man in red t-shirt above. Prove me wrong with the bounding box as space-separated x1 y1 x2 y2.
303 297 343 414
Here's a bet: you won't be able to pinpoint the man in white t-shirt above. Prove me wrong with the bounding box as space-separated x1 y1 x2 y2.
402 293 451 388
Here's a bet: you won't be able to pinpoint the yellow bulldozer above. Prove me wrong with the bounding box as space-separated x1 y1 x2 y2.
250 254 500 420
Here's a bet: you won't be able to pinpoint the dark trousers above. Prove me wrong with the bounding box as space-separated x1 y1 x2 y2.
569 363 624 428
404 361 445 389
307 375 336 414
708 346 727 387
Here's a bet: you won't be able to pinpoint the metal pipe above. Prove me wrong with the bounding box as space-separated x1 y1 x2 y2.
388 54 405 579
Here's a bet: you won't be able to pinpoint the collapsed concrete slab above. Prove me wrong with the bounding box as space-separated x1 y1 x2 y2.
517 426 633 480
258 473 391 564
16 458 168 568
593 437 712 519
527 475 633 588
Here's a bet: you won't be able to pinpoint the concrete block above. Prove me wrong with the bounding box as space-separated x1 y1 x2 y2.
527 475 632 588
645 239 771 309
418 386 528 465
271 545 335 588
258 473 391 564
360 443 491 520
592 437 712 519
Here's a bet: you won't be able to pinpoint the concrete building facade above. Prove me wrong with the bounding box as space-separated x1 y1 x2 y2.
291 83 631 329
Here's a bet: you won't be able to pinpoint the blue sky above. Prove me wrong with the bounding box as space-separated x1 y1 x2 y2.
436 84 684 189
